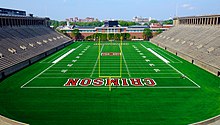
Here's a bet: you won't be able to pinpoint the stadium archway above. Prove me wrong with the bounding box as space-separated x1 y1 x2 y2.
218 71 220 77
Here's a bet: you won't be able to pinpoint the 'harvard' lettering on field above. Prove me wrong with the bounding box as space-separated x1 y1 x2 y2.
64 78 156 87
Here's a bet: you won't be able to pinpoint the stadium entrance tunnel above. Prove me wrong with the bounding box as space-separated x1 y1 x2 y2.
218 71 220 77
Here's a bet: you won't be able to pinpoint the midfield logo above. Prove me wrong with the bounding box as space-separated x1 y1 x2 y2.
101 52 121 56
64 78 156 87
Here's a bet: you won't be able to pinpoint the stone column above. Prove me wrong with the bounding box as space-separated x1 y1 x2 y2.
205 18 207 25
212 17 216 25
217 17 219 25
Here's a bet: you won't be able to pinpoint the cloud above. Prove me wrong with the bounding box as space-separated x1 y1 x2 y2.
181 4 196 10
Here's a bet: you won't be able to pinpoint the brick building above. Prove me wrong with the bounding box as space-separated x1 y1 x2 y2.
58 20 172 40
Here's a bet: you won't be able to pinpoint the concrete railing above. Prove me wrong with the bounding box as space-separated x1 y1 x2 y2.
0 115 28 125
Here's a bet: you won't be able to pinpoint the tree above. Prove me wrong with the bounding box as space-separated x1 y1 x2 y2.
101 34 107 41
162 19 173 25
150 20 159 24
144 22 150 26
50 20 60 29
71 29 81 40
156 29 163 34
119 21 139 26
143 28 152 41
108 33 114 40
59 21 67 26
114 33 121 40
121 33 131 40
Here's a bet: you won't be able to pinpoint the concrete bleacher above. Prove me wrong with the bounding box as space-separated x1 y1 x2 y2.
151 25 220 76
0 25 72 79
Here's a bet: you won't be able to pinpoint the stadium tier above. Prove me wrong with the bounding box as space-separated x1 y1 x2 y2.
0 15 72 79
151 15 220 76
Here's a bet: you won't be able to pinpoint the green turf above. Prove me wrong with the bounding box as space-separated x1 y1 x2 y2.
0 41 220 125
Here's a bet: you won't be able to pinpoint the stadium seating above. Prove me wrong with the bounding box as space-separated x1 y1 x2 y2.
0 25 72 78
151 25 220 76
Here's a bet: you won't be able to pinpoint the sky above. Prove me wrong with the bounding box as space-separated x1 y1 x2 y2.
1 0 220 21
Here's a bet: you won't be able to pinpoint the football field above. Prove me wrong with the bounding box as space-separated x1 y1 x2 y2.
21 41 199 89
0 41 220 125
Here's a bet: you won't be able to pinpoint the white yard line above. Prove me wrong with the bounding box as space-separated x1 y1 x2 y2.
37 76 182 79
50 67 171 69
90 44 104 77
167 63 201 88
22 86 199 89
120 45 131 77
52 44 82 64
43 73 179 75
141 44 170 64
156 48 182 63
44 69 176 72
40 49 67 63
21 44 83 88
141 43 200 88
20 63 56 88
151 49 174 63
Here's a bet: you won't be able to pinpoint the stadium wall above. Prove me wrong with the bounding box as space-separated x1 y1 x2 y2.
30 53 46 64
3 60 30 76
0 71 2 79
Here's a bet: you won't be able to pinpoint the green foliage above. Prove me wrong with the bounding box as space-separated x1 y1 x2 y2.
71 29 81 40
49 20 60 29
119 21 139 26
150 20 159 24
144 22 150 26
156 29 163 34
121 33 131 40
162 19 173 25
143 28 152 40
59 21 67 26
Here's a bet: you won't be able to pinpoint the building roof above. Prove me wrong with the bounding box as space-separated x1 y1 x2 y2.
128 25 150 28
75 26 95 29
